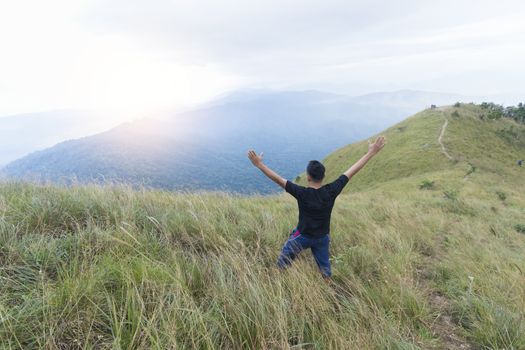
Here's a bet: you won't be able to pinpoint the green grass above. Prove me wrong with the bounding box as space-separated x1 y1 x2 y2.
1 104 525 349
314 104 524 193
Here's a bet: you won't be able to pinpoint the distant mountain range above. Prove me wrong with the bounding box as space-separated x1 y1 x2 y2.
0 110 127 166
0 89 511 193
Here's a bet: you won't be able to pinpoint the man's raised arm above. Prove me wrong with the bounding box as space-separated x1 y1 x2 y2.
343 136 386 180
248 150 286 189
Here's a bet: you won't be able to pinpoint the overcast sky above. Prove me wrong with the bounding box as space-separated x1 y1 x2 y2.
1 0 524 119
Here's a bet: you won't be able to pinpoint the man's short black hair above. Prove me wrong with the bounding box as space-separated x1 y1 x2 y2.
307 160 325 182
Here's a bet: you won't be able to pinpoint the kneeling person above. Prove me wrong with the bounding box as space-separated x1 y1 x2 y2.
247 136 385 277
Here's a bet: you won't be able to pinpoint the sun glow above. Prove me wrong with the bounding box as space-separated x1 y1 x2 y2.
0 1 242 122
66 35 242 122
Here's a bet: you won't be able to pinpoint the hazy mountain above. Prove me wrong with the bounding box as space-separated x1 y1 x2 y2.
0 110 127 166
0 89 499 193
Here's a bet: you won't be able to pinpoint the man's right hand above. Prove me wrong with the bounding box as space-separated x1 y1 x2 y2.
248 150 264 168
248 149 287 188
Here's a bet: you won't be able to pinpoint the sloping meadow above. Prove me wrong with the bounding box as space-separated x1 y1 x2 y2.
0 176 524 349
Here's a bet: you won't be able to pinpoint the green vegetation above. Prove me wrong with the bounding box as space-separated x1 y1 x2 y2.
465 163 476 177
1 104 524 349
495 190 507 201
442 189 459 201
313 104 524 193
480 102 525 123
419 179 435 190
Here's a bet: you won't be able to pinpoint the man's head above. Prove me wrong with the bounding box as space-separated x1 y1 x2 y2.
307 160 325 183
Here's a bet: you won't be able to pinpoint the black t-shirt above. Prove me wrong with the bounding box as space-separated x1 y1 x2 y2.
285 175 349 237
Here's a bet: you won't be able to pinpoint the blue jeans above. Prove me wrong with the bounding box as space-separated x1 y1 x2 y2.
277 228 331 277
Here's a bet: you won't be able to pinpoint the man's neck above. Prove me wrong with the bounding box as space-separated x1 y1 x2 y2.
307 181 323 189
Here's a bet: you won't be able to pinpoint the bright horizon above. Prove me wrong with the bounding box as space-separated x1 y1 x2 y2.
1 0 524 121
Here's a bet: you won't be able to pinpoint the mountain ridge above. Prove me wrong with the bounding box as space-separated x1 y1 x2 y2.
298 103 525 193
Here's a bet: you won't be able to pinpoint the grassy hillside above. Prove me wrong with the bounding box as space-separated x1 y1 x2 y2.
1 104 525 349
315 103 524 192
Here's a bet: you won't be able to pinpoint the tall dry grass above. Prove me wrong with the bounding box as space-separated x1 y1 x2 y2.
0 175 524 349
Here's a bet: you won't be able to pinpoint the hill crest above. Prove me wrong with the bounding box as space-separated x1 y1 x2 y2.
302 103 525 192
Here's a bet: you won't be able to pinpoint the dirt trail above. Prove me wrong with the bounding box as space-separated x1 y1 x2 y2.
424 282 474 348
438 118 453 160
417 253 475 350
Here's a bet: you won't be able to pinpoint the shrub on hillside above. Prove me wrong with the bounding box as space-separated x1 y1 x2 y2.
443 189 459 201
506 102 525 123
419 179 435 190
495 191 507 201
480 102 525 123
466 163 476 176
451 111 460 118
495 126 525 148
454 102 461 107
480 102 505 120
515 224 525 234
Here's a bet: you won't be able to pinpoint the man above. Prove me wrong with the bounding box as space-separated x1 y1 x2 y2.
247 136 386 277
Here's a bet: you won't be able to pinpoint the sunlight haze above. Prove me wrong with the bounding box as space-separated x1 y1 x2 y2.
1 0 524 119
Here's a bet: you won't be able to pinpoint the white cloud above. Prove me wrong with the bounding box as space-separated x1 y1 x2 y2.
1 0 524 117
0 0 241 119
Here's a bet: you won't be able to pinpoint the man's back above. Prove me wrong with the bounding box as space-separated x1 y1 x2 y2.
285 175 349 237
